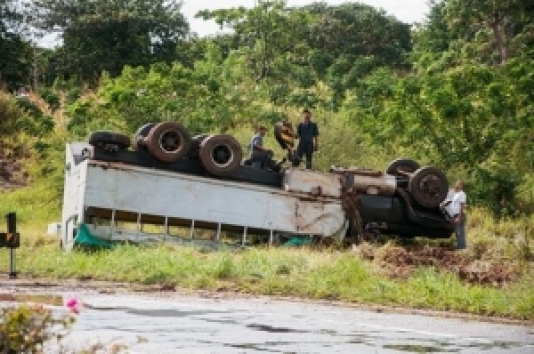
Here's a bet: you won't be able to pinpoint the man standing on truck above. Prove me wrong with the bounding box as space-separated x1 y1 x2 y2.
249 126 273 169
293 108 319 169
441 180 467 250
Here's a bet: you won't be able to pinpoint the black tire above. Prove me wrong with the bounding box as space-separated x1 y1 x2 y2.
408 167 449 208
386 158 420 176
145 122 192 163
274 120 295 150
199 134 243 177
133 123 156 150
88 131 130 150
187 134 209 160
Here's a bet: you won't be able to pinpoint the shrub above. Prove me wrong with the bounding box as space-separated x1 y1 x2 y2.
12 94 55 136
0 305 75 353
38 87 61 112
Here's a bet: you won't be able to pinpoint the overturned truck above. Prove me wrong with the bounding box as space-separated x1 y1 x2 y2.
60 121 452 250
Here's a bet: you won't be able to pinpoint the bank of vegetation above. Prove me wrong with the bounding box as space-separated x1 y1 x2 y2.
0 0 532 319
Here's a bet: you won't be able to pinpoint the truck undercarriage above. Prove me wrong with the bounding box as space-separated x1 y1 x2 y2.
59 121 453 250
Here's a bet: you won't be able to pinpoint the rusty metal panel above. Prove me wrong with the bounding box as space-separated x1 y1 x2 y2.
295 200 346 235
351 174 397 196
283 168 343 199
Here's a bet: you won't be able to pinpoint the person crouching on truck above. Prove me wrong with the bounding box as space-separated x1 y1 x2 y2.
249 126 273 169
441 180 467 250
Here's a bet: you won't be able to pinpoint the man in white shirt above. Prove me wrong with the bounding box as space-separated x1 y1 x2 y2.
441 180 467 249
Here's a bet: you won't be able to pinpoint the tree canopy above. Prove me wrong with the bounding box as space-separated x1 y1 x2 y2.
28 0 189 83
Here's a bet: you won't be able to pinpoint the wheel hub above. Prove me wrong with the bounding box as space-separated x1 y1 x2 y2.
419 174 443 199
160 131 181 152
211 145 233 166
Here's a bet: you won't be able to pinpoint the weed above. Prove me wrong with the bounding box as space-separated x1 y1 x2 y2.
0 305 75 353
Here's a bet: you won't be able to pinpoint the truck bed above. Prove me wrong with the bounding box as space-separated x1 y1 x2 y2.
61 143 347 250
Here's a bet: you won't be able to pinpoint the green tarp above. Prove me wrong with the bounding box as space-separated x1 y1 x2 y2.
283 236 312 247
74 223 115 249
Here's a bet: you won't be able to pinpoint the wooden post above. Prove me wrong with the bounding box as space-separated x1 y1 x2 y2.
6 213 17 279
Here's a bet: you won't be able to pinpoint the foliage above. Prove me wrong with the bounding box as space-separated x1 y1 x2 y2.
66 60 252 138
197 0 411 89
347 0 534 215
301 2 412 69
0 305 74 353
15 97 55 136
38 86 61 112
0 92 53 157
28 0 189 83
0 0 32 90
444 0 534 65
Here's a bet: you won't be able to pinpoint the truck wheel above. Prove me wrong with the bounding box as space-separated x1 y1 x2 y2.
187 134 209 160
145 122 191 163
386 158 420 176
88 131 131 150
200 135 242 177
408 167 449 208
274 120 296 150
133 123 155 150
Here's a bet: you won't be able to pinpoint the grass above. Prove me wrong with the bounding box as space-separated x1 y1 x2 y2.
1 226 533 321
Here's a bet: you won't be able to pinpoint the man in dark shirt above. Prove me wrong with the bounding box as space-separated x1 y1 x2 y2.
249 126 273 168
294 109 319 169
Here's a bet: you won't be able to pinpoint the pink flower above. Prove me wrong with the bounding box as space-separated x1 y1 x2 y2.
65 297 81 314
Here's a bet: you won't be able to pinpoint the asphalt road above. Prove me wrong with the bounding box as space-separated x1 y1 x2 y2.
2 283 533 353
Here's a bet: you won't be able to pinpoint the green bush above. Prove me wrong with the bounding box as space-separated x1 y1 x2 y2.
38 87 61 112
14 96 55 136
470 164 523 217
66 87 82 105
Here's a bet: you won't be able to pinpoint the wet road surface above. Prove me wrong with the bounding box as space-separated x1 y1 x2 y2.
2 285 533 353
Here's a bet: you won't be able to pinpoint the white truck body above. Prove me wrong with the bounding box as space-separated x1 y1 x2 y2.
61 143 347 250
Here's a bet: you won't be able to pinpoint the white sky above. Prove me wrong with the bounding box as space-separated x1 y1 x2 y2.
182 0 430 36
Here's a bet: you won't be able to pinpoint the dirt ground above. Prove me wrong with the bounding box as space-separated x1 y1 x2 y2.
0 156 27 190
353 243 522 286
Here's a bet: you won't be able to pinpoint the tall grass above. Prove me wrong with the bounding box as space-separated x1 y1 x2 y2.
1 238 532 320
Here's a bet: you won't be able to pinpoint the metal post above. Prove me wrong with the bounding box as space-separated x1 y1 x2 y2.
242 226 248 247
136 213 142 242
163 217 169 242
190 220 195 239
110 209 116 241
216 223 221 241
6 213 17 279
269 229 274 247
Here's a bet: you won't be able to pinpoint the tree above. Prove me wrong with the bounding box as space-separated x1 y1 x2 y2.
197 0 310 82
29 0 189 83
0 0 32 90
444 0 534 65
300 2 412 70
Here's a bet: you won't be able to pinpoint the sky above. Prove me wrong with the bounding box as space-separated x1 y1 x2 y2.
182 0 430 36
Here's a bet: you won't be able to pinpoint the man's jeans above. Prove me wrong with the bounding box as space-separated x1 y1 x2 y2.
250 150 273 169
455 213 467 249
294 141 314 169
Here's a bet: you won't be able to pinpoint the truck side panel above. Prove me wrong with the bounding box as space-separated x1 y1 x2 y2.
72 159 345 243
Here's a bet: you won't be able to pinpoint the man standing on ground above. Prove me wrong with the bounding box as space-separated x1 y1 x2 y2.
249 126 273 168
442 180 467 250
294 109 319 169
